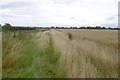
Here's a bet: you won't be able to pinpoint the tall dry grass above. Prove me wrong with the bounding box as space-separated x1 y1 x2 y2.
50 29 118 78
2 31 24 68
3 30 63 78
61 29 118 48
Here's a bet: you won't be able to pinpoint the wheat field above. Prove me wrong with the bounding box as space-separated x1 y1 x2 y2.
53 29 118 78
2 29 118 78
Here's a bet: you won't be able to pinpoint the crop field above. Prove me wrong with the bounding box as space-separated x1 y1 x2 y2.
2 29 118 78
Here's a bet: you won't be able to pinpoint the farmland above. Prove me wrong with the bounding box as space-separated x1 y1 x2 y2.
2 29 118 78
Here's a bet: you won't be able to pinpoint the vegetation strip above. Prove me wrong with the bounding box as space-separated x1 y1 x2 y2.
2 30 64 78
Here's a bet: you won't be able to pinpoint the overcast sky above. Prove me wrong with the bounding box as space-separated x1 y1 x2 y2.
0 0 119 27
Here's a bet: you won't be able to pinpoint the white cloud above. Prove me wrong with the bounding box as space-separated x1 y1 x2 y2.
0 0 119 27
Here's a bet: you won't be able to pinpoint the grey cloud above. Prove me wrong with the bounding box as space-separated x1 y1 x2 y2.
106 15 117 20
70 17 75 19
102 23 118 28
1 14 14 18
52 0 79 6
0 2 34 18
0 0 118 27
0 2 32 9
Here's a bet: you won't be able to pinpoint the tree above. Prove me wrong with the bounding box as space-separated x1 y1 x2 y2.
80 27 85 29
95 26 101 29
102 27 106 29
5 23 11 27
2 23 12 30
51 26 54 28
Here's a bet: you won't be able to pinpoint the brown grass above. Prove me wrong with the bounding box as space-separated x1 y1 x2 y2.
35 30 50 49
2 40 22 68
50 29 118 78
61 29 118 48
67 33 73 40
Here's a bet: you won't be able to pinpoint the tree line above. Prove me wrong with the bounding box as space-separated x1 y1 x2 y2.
2 23 35 31
1 23 120 30
50 26 120 30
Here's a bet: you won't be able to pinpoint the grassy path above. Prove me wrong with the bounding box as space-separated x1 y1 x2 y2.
2 30 64 78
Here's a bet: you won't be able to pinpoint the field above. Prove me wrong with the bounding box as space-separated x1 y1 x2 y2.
2 29 118 78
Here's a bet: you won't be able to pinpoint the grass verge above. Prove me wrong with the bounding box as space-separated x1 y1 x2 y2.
2 31 64 78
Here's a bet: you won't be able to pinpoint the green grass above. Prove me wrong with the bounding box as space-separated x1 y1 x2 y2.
2 31 64 78
0 26 2 31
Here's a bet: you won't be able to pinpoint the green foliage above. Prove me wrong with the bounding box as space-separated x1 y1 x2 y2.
3 31 64 78
2 23 35 31
2 23 12 30
95 26 101 29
